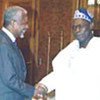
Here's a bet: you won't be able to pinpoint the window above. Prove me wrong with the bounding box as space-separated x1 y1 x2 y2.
97 0 100 4
88 0 95 5
88 0 100 5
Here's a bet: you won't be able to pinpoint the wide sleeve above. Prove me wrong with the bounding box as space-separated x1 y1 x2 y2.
39 71 55 93
0 44 35 98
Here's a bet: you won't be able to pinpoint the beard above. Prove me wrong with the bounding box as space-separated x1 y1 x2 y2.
20 29 26 38
20 33 24 38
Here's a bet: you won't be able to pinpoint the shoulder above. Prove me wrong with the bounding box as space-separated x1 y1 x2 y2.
88 37 100 48
93 37 100 42
0 30 4 38
54 40 79 58
0 43 11 51
0 30 6 43
52 40 79 66
0 31 15 55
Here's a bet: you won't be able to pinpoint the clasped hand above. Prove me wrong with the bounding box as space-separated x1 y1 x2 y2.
32 83 48 100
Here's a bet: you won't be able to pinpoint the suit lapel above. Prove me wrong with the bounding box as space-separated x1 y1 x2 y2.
0 30 26 67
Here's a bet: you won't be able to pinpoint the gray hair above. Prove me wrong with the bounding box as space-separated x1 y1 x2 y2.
3 6 27 27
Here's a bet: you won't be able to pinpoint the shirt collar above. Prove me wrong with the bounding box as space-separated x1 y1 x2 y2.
2 27 16 43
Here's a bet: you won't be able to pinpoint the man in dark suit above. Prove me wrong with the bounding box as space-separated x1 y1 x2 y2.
0 6 47 100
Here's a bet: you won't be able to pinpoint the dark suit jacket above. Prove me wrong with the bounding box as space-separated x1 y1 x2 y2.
0 30 35 100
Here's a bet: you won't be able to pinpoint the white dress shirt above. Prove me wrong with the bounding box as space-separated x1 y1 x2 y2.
2 27 16 43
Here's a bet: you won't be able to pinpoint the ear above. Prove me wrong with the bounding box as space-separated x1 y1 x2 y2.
10 20 17 28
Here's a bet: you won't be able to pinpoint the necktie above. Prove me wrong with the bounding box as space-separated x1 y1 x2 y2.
13 41 17 47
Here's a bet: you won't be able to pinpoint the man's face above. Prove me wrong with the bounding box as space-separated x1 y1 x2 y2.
72 19 91 43
14 14 29 38
19 15 29 38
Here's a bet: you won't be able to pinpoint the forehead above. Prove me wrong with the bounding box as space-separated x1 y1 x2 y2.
72 19 88 25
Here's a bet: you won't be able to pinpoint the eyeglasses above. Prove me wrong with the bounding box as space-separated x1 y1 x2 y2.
72 24 87 31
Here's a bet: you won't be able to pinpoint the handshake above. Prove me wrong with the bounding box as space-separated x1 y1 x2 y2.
32 83 48 100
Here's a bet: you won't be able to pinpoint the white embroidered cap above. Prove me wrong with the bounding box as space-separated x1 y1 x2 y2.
73 8 94 23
